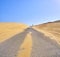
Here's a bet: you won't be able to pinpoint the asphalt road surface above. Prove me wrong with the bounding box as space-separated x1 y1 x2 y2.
0 28 60 57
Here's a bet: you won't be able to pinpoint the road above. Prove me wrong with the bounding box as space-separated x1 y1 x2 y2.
0 28 60 57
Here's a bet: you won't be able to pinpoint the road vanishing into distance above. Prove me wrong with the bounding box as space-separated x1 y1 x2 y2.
0 28 60 57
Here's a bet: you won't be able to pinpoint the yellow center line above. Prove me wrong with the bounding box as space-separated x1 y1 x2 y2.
16 32 32 57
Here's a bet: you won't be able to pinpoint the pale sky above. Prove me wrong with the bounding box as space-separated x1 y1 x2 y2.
0 0 60 25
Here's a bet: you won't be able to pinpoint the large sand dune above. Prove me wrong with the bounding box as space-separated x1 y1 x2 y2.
34 20 60 44
0 23 60 57
0 23 28 43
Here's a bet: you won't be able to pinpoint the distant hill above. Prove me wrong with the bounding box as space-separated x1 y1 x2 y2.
0 23 28 43
34 20 60 44
54 20 60 22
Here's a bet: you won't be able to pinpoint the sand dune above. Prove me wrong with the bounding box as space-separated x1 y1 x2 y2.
0 28 60 57
0 22 60 57
34 20 60 44
0 23 28 43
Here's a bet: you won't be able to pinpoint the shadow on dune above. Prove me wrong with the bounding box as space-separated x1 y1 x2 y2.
0 28 29 57
31 28 60 48
29 28 60 57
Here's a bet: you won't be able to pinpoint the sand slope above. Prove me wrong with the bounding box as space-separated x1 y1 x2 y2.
0 28 60 57
34 20 60 44
0 23 28 43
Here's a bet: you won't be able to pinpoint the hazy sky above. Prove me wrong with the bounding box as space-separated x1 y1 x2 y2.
0 0 60 25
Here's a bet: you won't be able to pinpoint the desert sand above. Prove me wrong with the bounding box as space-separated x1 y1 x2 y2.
0 23 28 43
34 21 60 44
0 22 60 57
